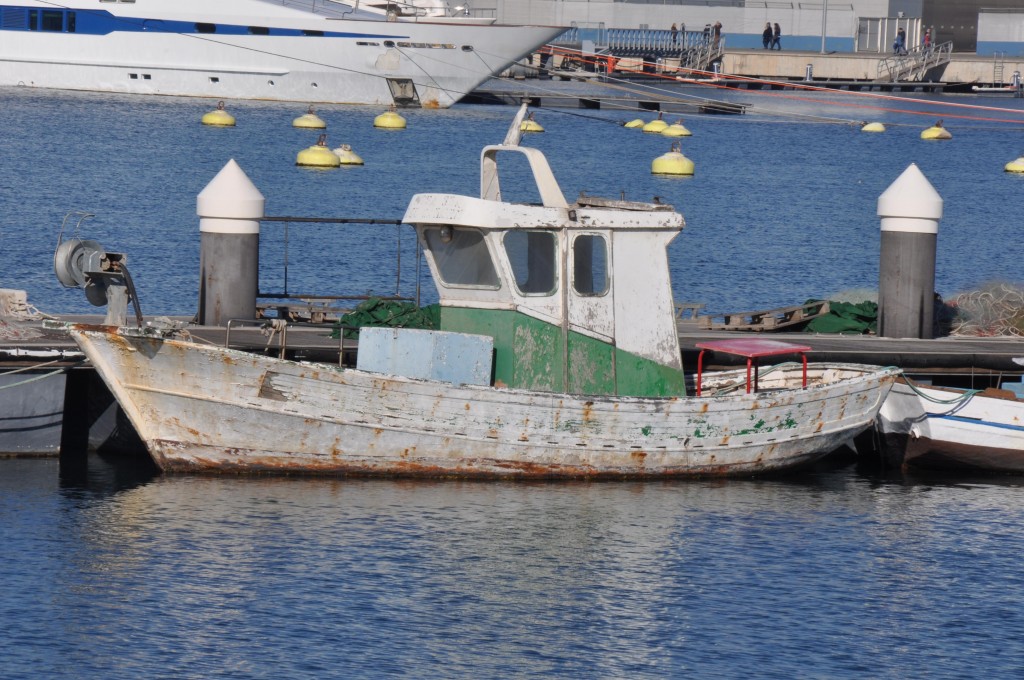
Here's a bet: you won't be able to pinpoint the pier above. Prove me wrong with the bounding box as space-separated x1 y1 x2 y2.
477 43 1024 111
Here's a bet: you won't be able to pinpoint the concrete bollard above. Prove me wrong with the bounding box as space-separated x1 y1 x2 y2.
196 159 264 326
877 163 943 339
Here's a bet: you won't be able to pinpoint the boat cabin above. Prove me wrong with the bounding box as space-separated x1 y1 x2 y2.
403 139 687 398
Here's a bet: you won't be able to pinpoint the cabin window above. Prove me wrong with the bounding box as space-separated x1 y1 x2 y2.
248 26 269 35
195 23 216 33
303 30 324 37
40 10 63 31
67 12 75 32
27 9 37 29
504 230 556 296
424 227 500 288
572 234 608 296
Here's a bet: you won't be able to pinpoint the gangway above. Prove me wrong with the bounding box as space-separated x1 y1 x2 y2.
547 24 723 75
876 41 952 82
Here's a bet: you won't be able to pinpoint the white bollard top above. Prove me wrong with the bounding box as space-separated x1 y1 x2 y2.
197 159 265 233
877 163 943 234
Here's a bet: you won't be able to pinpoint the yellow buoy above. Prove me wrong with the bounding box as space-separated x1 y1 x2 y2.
374 106 407 129
333 144 364 166
651 143 695 176
921 120 952 140
520 112 544 133
642 114 668 134
861 122 886 133
296 134 340 168
624 119 645 128
662 120 692 137
293 105 326 129
1005 156 1024 173
201 101 235 127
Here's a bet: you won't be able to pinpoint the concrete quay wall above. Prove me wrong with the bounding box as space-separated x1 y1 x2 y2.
719 50 1024 85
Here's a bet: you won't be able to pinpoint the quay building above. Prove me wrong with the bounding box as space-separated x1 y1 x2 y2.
478 0 1023 56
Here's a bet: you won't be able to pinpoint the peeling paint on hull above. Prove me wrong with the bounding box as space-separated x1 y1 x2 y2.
74 329 899 479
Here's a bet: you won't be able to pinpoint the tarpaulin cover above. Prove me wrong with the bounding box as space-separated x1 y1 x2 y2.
805 300 878 334
331 297 440 339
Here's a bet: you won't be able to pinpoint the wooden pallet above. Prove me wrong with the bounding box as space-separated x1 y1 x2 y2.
674 301 706 320
697 301 830 332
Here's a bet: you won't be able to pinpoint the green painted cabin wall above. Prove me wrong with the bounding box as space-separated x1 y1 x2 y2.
440 307 687 397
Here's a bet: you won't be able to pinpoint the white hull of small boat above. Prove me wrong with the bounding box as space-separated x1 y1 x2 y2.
72 327 897 478
877 380 1024 472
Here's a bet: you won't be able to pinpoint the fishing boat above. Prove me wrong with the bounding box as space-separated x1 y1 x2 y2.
0 0 563 108
64 106 898 478
876 377 1024 473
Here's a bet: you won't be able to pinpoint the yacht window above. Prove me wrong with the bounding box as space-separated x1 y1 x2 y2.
424 227 499 288
248 26 269 35
572 234 609 296
41 10 62 31
67 12 75 32
383 40 395 47
303 30 324 37
504 230 557 296
27 9 37 30
461 45 474 51
195 23 216 33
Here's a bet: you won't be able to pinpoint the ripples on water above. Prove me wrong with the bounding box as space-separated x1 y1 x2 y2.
3 86 1024 677
1 86 1022 316
2 456 1024 678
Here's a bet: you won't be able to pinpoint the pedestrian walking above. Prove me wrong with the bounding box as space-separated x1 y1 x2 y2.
762 22 772 49
894 27 907 55
772 23 781 50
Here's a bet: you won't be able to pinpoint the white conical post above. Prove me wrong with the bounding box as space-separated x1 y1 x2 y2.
197 159 265 326
877 163 943 339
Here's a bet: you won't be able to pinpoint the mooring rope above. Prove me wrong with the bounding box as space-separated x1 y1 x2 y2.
0 358 84 391
901 376 980 405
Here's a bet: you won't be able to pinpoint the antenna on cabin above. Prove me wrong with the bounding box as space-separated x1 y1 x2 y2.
53 212 143 327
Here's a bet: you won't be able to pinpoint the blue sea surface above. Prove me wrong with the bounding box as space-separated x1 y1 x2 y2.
1 85 1023 317
2 457 1024 678
3 85 1024 678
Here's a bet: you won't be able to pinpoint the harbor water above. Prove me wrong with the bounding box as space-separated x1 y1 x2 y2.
3 84 1024 677
1 85 1023 316
4 456 1024 678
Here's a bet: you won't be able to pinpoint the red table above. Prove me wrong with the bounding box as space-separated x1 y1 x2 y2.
695 339 812 396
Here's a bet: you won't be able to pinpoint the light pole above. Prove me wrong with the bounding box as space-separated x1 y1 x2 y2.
820 0 828 53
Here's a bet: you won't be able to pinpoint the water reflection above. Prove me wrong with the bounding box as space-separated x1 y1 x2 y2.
5 456 1024 677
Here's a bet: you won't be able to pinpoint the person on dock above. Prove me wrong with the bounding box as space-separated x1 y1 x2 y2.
712 21 722 49
894 27 907 55
923 27 932 53
762 22 772 49
671 23 679 45
772 23 782 50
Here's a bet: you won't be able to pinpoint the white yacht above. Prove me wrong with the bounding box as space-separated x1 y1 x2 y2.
0 0 562 107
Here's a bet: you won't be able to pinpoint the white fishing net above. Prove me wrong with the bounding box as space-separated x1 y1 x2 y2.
949 282 1024 337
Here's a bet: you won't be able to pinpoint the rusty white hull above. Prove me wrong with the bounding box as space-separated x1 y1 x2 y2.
72 327 899 478
877 380 1024 472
